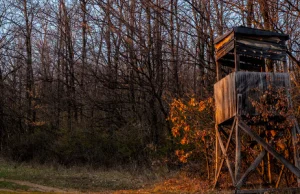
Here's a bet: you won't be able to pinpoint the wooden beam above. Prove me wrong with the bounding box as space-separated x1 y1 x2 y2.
215 124 220 180
216 126 236 185
283 61 288 73
291 125 300 187
295 120 300 134
236 38 286 51
235 94 242 182
236 150 266 189
214 117 237 188
236 44 286 61
215 32 234 51
216 61 221 81
238 120 300 178
275 165 285 188
219 126 236 147
216 41 235 61
234 43 240 71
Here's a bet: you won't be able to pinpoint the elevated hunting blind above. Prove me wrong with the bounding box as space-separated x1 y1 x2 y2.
214 26 300 191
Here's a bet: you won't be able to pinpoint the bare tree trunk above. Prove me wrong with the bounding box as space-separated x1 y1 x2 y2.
259 0 275 72
170 0 180 96
0 65 4 150
128 0 137 116
192 0 206 98
106 0 112 81
259 0 272 30
56 1 63 130
60 0 77 130
247 0 254 27
23 0 35 132
213 0 223 36
80 0 87 123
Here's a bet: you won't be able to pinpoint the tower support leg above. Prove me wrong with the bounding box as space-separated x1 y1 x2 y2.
214 117 236 188
292 124 300 187
239 119 300 178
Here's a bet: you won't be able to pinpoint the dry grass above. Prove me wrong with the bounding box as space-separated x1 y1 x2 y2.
0 158 162 192
0 158 217 193
0 180 31 191
107 173 214 194
3 158 298 193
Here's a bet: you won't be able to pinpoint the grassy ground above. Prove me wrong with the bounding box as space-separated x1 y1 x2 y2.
0 180 31 191
0 158 156 192
0 158 214 193
1 158 298 193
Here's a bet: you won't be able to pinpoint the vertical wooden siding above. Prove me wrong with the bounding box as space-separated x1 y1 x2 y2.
215 72 290 125
214 72 236 125
236 72 290 117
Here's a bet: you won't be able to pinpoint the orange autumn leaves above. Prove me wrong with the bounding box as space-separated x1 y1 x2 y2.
249 86 295 157
168 97 214 163
250 85 294 129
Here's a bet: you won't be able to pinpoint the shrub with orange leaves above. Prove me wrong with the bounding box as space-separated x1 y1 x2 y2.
249 85 295 129
167 97 215 177
249 85 296 159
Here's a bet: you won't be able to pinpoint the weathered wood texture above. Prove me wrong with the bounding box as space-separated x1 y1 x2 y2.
214 72 290 125
216 36 287 62
214 26 289 45
214 73 236 125
239 119 300 178
216 126 236 185
213 118 236 188
214 26 289 69
236 36 287 61
219 55 265 71
236 149 266 189
215 32 234 60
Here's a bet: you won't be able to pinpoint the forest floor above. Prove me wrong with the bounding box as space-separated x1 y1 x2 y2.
0 158 213 193
0 177 212 194
1 159 299 194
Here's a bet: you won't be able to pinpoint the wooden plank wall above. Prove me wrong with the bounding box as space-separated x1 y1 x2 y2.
215 32 234 61
236 72 290 117
214 72 290 125
236 36 287 61
214 72 236 125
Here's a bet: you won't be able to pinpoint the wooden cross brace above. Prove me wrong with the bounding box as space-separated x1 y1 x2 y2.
214 116 300 189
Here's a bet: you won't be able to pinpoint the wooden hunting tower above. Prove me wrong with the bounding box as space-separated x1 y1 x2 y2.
214 26 300 191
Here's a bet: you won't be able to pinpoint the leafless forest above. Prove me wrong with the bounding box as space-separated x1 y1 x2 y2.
0 0 299 169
